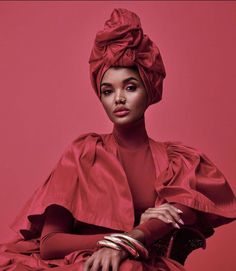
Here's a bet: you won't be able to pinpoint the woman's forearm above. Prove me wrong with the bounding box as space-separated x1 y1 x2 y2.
40 232 107 260
40 204 197 260
129 204 197 247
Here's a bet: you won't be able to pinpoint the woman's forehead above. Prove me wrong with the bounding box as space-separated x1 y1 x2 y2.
101 67 141 84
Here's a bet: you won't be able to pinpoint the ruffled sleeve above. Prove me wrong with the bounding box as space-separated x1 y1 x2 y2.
9 132 136 240
9 133 93 240
155 141 236 231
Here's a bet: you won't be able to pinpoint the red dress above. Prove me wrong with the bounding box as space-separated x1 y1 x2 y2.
0 123 235 270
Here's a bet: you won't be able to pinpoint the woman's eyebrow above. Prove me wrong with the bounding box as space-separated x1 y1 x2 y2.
101 77 138 87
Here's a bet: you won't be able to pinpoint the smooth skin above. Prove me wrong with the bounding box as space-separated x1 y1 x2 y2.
83 67 184 271
99 66 148 127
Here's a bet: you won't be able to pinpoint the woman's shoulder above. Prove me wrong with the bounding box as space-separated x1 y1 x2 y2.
71 131 104 142
60 132 104 148
151 138 206 169
151 138 203 155
70 132 112 147
163 140 203 157
68 134 204 158
65 133 207 170
60 132 112 157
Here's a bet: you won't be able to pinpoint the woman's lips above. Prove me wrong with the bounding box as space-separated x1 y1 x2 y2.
113 110 130 117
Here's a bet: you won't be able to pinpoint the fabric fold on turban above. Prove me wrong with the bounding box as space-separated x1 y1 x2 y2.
89 8 166 106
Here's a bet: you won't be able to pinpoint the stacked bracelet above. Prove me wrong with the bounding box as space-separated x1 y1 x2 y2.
97 239 122 251
104 235 139 259
110 233 149 259
96 233 149 260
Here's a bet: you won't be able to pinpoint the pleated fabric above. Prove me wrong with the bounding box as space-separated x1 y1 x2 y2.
1 132 235 270
89 8 166 106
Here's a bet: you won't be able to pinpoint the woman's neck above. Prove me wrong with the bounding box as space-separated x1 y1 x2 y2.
112 117 149 149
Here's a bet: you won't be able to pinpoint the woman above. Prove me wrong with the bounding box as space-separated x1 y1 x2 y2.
0 8 236 271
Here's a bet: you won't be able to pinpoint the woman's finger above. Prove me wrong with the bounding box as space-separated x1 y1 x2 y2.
90 257 101 271
101 259 110 271
140 212 164 224
145 208 183 225
144 205 184 225
111 256 119 271
165 207 184 225
87 247 125 271
144 209 176 220
83 256 94 271
169 205 183 214
140 213 151 223
159 204 184 219
140 212 180 228
146 204 183 214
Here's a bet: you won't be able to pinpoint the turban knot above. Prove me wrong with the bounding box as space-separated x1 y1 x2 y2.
89 8 166 106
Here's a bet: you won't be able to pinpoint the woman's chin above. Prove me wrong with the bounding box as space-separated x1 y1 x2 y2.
110 116 143 127
110 116 131 126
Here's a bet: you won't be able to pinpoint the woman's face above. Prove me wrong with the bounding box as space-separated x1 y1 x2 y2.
100 67 148 126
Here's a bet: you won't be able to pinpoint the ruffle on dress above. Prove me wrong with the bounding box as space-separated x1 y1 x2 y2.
154 141 236 233
8 133 236 241
1 133 235 271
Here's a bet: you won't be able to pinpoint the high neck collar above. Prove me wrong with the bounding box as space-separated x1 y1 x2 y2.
112 117 149 149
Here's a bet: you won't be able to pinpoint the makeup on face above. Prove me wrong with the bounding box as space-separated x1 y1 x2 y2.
100 67 148 126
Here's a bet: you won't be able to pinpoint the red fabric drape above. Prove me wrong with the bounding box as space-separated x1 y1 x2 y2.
9 133 236 240
1 132 235 270
89 8 166 106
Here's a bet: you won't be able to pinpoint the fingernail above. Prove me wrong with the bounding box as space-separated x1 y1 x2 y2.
167 219 172 223
178 219 184 225
176 209 183 214
174 223 180 229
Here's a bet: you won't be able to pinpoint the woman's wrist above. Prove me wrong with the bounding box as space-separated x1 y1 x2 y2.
96 231 149 260
125 229 147 246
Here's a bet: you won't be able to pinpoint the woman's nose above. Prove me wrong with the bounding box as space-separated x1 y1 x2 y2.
115 90 126 104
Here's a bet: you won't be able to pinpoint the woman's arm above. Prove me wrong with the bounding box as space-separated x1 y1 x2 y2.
40 203 196 259
83 203 197 271
40 205 107 260
126 203 197 247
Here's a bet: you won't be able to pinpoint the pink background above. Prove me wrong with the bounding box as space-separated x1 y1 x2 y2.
0 1 235 270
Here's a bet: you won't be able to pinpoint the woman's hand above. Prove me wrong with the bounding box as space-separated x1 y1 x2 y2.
139 203 184 229
83 246 129 271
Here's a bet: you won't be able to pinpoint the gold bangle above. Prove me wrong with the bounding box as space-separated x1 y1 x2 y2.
104 235 139 259
110 233 149 259
97 240 122 251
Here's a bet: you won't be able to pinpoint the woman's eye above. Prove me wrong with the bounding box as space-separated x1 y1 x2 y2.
126 85 137 91
101 89 112 96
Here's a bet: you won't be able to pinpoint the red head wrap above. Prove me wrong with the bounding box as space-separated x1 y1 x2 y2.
89 8 166 106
